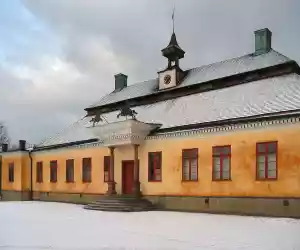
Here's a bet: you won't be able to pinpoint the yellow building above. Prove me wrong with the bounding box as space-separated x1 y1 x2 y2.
1 28 300 217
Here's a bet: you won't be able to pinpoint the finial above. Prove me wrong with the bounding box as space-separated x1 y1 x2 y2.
172 5 175 34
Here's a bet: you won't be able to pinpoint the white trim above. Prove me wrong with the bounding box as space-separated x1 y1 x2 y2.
0 151 29 157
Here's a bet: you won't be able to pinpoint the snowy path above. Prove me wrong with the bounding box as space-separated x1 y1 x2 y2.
0 202 299 250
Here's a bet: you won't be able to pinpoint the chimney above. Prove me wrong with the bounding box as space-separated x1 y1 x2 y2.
254 28 272 56
114 73 128 91
19 140 26 151
1 143 8 152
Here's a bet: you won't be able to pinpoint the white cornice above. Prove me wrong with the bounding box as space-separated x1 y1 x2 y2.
147 116 300 140
32 116 300 153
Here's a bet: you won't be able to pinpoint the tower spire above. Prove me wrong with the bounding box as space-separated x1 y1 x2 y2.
172 5 175 34
161 6 185 69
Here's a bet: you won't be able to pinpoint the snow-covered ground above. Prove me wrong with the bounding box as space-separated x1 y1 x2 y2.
0 202 300 250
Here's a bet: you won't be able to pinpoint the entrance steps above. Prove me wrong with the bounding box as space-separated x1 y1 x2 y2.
84 195 155 212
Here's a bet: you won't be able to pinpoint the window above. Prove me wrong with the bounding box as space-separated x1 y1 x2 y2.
8 163 14 182
182 149 198 181
36 162 43 183
104 156 110 182
82 158 92 183
148 152 162 181
256 141 277 180
66 159 74 183
213 146 231 181
50 160 57 183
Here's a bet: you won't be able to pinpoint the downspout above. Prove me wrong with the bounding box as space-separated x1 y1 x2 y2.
29 150 33 201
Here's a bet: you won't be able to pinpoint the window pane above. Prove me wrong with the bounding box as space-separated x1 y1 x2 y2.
182 150 189 158
214 171 221 180
213 147 221 156
104 156 110 171
258 170 266 179
222 157 230 172
258 155 265 164
268 169 277 179
223 171 230 180
213 157 220 171
268 161 276 171
183 159 189 170
191 158 197 168
36 162 43 183
104 172 109 182
191 172 197 180
190 158 197 180
8 163 14 182
183 149 197 158
149 152 162 181
155 170 161 181
190 149 198 158
258 162 265 171
268 142 277 153
268 154 276 163
257 143 266 153
222 146 231 155
183 159 190 180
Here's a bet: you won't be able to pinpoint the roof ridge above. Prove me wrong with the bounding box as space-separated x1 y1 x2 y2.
186 49 292 73
87 49 293 109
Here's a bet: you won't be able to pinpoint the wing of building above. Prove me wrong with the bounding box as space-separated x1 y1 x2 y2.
1 28 300 217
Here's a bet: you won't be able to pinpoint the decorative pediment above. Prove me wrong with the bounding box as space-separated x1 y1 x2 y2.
87 119 160 147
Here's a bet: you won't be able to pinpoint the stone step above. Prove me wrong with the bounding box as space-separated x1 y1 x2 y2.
91 199 152 205
87 202 153 210
84 205 147 212
85 203 153 212
84 196 154 212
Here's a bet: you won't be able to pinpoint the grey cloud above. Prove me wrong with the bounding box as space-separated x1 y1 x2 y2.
2 0 300 143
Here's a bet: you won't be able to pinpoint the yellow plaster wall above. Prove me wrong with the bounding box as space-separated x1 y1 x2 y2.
1 153 29 191
2 124 300 198
32 147 110 194
139 125 300 197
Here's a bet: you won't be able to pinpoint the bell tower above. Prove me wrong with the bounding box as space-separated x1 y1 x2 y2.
158 8 185 90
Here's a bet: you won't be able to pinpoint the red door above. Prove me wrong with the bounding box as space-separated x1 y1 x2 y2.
122 161 134 194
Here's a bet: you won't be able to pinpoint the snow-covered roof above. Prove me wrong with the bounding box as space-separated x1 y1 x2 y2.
88 50 291 108
39 73 300 147
38 117 95 147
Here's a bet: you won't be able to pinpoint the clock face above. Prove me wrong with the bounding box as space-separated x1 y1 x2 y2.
164 74 171 85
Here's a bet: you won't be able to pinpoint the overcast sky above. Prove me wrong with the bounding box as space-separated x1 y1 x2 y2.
1 0 300 144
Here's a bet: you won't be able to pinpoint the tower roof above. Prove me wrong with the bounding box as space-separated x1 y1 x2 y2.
161 32 185 61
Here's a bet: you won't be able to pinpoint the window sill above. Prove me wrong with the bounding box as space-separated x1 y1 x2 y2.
256 178 277 181
82 181 92 184
181 180 198 182
212 179 232 182
65 181 75 183
148 180 162 182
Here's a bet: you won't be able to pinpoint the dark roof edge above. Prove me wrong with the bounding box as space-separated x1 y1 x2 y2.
33 138 99 152
154 109 300 134
85 60 300 113
0 149 28 154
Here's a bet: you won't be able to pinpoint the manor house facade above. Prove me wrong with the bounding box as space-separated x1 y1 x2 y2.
1 28 300 217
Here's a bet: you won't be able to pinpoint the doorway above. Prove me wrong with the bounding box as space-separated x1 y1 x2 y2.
122 160 134 194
